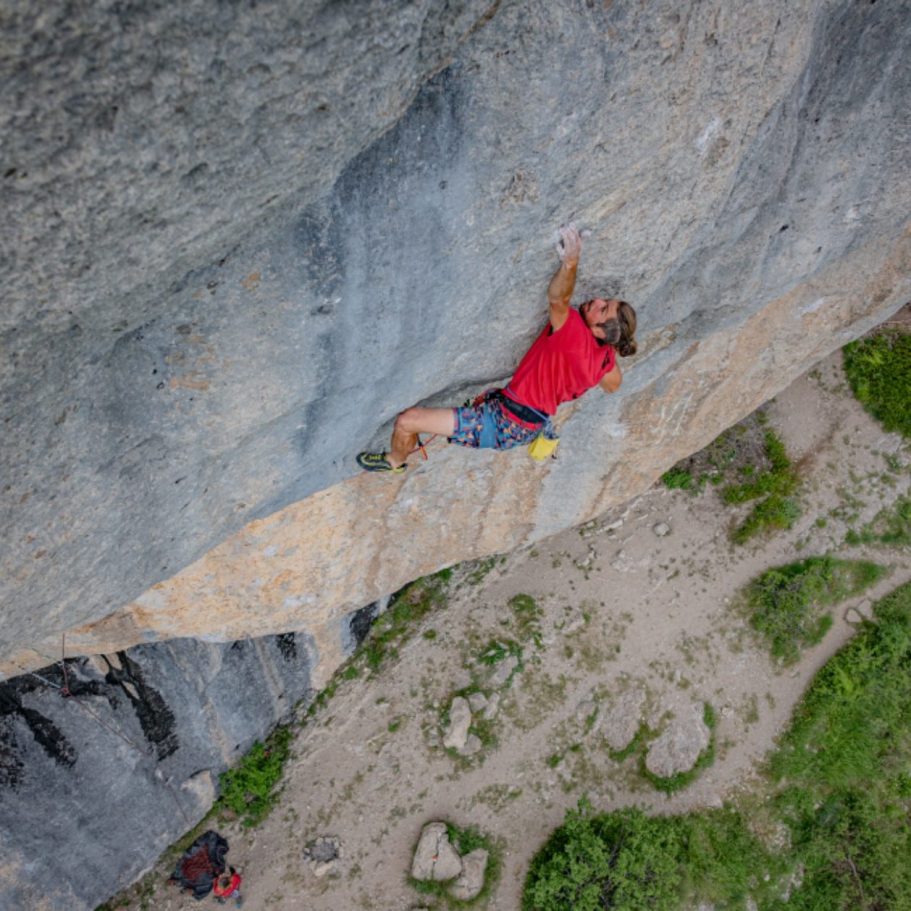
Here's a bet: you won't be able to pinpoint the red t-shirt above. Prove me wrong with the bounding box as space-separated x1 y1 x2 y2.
506 308 616 417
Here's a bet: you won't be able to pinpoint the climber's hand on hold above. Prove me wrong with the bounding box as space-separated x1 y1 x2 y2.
555 223 582 268
548 223 581 330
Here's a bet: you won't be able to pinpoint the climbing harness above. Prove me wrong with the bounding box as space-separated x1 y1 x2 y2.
500 387 560 462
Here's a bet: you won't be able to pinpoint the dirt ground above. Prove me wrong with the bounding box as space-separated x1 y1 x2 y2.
135 346 910 911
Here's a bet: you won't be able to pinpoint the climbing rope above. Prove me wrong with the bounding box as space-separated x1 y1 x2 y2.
60 633 71 697
410 433 440 460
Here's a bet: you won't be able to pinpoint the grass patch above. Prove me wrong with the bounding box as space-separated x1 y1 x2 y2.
659 412 802 543
845 495 911 548
768 580 911 907
607 723 648 763
744 556 889 664
524 581 911 911
360 568 452 673
723 429 801 543
217 724 292 827
477 638 522 667
509 593 544 646
467 555 501 585
843 328 911 438
660 466 704 492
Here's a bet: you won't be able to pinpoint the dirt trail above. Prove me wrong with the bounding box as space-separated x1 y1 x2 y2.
139 349 910 911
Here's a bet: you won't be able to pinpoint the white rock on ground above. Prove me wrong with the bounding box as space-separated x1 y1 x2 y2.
410 822 463 882
461 734 483 756
482 693 500 719
442 697 472 751
645 702 711 778
450 848 489 901
467 692 488 712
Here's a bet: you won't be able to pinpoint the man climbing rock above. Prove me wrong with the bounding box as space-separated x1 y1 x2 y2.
356 224 637 473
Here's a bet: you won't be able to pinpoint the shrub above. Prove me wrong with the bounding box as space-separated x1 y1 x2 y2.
724 430 801 543
745 556 888 663
660 419 802 542
843 329 911 438
523 801 684 911
361 568 452 672
218 724 292 827
661 467 700 491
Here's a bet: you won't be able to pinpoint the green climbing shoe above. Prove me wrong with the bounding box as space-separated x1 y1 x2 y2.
356 451 406 474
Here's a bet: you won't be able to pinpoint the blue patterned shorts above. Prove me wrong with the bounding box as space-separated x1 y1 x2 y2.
449 394 541 450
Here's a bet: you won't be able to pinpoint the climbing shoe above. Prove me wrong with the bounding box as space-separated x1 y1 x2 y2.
356 451 406 474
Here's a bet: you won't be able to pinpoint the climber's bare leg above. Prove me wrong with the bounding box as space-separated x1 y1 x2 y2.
388 407 456 467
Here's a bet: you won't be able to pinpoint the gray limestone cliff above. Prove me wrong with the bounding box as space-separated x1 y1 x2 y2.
1 0 910 906
0 630 316 909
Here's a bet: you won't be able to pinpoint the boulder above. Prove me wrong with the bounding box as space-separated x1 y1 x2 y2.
645 702 712 779
442 697 472 752
467 692 488 713
461 734 483 756
482 693 501 720
601 688 646 753
411 823 462 882
450 848 489 901
305 835 343 878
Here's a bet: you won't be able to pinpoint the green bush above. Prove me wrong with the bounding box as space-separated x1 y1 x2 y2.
746 556 887 663
509 593 543 646
218 724 292 827
724 430 801 543
661 422 802 542
661 467 700 492
523 799 779 911
843 329 911 438
523 801 684 911
769 581 911 908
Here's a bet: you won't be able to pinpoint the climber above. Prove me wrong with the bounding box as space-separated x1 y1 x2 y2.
356 224 638 473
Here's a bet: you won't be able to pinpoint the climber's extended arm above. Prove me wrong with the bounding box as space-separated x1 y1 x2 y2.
548 224 581 332
600 362 622 393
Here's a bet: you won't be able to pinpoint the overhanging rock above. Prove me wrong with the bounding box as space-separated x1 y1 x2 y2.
2 0 910 679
